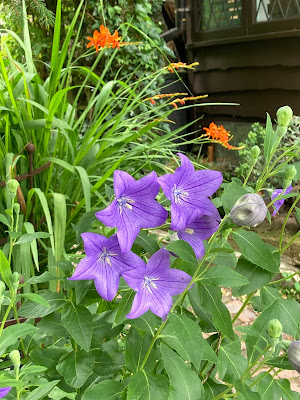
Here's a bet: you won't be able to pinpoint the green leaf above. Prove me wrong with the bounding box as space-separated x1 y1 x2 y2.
61 303 93 352
203 378 227 400
0 323 37 355
81 379 124 400
0 376 24 387
264 113 274 162
16 293 50 308
18 291 66 318
125 328 156 373
163 314 204 369
49 387 76 400
15 232 51 244
221 182 248 211
200 284 235 340
202 340 219 364
113 290 135 326
127 371 169 400
218 342 247 382
134 231 159 256
257 373 282 400
37 312 68 337
25 380 60 400
76 210 98 243
26 272 58 284
19 365 47 376
188 285 215 332
75 166 91 212
232 230 279 273
91 312 123 347
232 257 273 296
0 214 9 227
0 249 12 290
30 346 71 370
234 381 261 400
56 350 94 389
277 379 300 400
165 240 197 265
265 356 294 370
130 310 157 336
75 280 92 305
199 265 249 287
160 343 203 400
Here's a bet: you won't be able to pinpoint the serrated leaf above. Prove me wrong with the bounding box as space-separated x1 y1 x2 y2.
135 231 159 256
61 303 93 352
199 265 249 287
161 343 203 400
165 240 197 264
56 350 94 389
163 313 203 369
218 342 247 381
232 230 279 273
127 371 169 400
37 312 68 337
18 291 66 318
16 293 50 308
81 379 124 400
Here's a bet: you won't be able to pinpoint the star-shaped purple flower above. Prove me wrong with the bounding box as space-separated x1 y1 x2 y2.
177 210 220 259
271 185 293 216
157 153 222 231
0 387 12 398
68 233 145 301
123 248 192 320
96 170 168 253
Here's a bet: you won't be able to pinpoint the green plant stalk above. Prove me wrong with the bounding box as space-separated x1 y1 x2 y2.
0 301 14 335
138 215 228 371
240 345 271 381
268 271 300 285
232 291 255 324
243 162 255 188
279 193 300 251
212 385 233 400
12 303 26 357
281 230 300 255
249 366 275 388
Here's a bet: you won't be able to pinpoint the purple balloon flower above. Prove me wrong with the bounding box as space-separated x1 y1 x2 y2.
0 387 12 398
68 233 145 301
96 170 168 253
157 153 222 230
123 248 192 320
271 185 292 216
177 210 220 259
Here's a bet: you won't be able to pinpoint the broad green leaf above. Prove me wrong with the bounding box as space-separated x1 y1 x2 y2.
221 182 248 211
16 293 50 308
15 232 51 244
162 313 204 369
18 291 66 318
218 342 247 382
265 356 294 370
257 373 282 400
76 210 98 243
75 166 91 212
127 371 169 400
19 365 47 376
49 387 76 400
56 350 94 389
113 290 135 326
26 272 58 284
206 241 237 268
232 230 279 273
61 303 93 352
200 284 235 340
130 310 157 336
160 343 203 400
26 380 60 400
234 381 261 400
37 312 68 338
202 339 219 364
232 257 273 296
0 214 9 227
91 312 123 347
188 285 215 332
134 231 159 256
75 280 92 304
81 379 124 400
165 240 197 265
199 265 249 287
0 323 37 354
125 328 156 373
30 346 71 370
0 377 23 387
277 379 300 400
0 249 12 290
203 378 227 400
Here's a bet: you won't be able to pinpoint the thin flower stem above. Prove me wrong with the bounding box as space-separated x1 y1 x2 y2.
231 291 255 324
138 215 229 371
212 385 233 400
243 163 255 188
12 303 26 357
268 271 300 285
240 345 271 380
0 301 13 335
249 366 275 388
281 230 300 255
279 193 300 251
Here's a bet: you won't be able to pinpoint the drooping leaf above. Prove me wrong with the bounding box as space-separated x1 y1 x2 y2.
0 323 37 354
165 240 197 265
199 265 249 287
127 371 169 400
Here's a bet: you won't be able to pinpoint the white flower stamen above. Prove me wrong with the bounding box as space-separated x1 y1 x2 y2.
98 247 118 267
172 184 188 205
184 228 194 234
142 276 160 293
117 196 135 214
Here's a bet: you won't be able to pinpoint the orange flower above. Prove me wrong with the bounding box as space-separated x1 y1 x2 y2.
167 62 199 72
87 25 122 51
203 122 243 150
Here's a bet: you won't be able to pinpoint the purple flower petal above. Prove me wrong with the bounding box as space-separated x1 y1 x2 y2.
158 153 222 231
271 185 292 216
0 387 12 398
96 171 168 253
94 266 120 301
68 233 144 301
123 248 192 320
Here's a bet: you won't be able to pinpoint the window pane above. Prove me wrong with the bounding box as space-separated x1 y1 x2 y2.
197 0 242 31
256 0 300 22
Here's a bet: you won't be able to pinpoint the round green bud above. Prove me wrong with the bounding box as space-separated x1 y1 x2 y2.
9 350 20 368
0 281 5 297
283 179 292 190
277 105 293 127
267 318 282 339
250 145 260 160
285 165 297 182
12 272 20 284
13 203 20 215
6 179 19 195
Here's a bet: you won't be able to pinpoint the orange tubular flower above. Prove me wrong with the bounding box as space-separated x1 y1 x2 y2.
203 122 244 150
87 25 122 51
167 62 199 72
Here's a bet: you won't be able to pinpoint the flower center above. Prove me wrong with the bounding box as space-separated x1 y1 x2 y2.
142 276 160 293
98 247 117 267
172 184 189 205
117 196 135 214
184 228 194 234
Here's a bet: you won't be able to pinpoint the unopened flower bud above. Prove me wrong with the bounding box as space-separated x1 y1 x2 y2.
0 281 5 297
288 341 300 373
267 319 282 339
13 203 20 215
230 193 267 227
285 165 297 182
250 145 260 160
277 105 293 127
6 179 19 195
9 350 20 369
